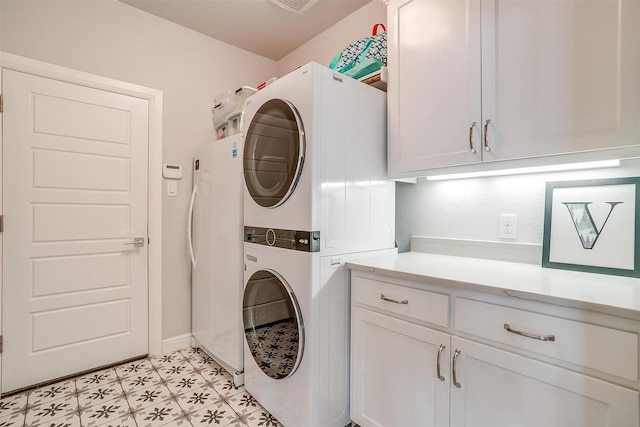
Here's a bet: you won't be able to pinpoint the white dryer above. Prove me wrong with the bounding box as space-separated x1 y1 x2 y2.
242 240 396 427
242 62 394 256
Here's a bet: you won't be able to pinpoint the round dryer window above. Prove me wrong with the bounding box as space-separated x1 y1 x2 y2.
243 270 304 379
243 99 305 208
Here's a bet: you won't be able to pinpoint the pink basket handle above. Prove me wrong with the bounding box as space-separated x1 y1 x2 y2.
372 23 387 35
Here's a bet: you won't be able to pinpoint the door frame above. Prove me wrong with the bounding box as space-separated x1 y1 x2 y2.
0 52 164 384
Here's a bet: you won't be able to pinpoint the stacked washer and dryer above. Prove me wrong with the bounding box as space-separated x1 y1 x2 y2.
241 62 396 427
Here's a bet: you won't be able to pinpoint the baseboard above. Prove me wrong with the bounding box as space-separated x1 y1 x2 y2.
411 236 542 265
162 333 192 354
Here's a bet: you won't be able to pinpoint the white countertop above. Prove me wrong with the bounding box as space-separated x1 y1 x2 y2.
347 252 640 319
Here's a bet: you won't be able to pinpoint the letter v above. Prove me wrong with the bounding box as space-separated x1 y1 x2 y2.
562 202 623 249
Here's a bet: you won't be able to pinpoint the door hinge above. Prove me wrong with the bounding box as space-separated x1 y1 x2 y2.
0 335 3 353
0 94 3 113
0 215 3 232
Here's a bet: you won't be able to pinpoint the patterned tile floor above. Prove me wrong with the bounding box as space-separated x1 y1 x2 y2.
244 319 299 380
0 348 282 427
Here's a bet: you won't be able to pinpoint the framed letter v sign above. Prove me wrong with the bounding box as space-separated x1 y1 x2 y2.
543 177 640 278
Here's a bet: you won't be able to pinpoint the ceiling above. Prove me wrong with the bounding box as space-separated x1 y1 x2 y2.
121 0 371 61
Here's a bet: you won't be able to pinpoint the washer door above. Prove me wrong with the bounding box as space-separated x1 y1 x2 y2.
243 270 304 379
243 99 305 208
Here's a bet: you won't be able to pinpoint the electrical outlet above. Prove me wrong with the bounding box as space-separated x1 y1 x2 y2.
499 213 517 239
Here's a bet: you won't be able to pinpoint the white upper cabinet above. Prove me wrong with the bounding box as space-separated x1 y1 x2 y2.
387 0 640 177
388 0 482 172
482 0 640 161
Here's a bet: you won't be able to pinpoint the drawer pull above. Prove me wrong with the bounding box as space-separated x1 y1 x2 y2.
504 323 555 342
380 294 408 305
452 349 461 388
436 344 445 381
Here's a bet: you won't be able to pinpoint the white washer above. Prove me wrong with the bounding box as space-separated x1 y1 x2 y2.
242 62 394 256
242 241 396 427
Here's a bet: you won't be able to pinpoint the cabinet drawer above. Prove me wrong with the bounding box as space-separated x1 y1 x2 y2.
352 275 449 327
454 298 639 381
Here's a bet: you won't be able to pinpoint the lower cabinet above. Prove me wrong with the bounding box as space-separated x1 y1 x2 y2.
450 337 639 427
351 307 451 426
350 272 640 427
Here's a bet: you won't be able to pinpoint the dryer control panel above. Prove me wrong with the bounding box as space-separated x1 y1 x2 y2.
244 226 320 252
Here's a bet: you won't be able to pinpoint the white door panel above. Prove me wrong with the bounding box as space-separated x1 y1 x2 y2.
482 0 640 161
2 69 149 393
33 149 131 191
32 92 133 144
450 337 639 427
388 0 482 172
32 252 129 296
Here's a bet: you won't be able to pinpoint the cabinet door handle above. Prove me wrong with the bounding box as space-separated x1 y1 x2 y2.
504 323 556 342
436 344 446 381
452 349 461 388
380 294 408 305
483 119 491 152
468 122 477 154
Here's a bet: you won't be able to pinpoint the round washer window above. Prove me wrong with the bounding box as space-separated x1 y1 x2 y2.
243 270 304 379
243 99 305 208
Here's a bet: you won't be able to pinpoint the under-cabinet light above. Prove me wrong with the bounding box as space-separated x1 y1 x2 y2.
425 160 621 181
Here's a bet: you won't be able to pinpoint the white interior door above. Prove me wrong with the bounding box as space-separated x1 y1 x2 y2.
2 69 149 393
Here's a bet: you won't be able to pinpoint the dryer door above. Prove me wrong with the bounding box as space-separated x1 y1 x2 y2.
243 99 305 208
243 270 304 379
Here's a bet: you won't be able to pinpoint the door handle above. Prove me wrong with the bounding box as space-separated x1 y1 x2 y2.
124 237 145 248
483 119 491 152
452 349 462 388
187 184 198 268
468 122 477 154
436 344 446 381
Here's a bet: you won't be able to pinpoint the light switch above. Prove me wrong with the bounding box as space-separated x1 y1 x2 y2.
167 181 178 197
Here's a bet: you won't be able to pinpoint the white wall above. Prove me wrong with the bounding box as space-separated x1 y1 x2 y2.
395 163 640 252
277 0 386 76
0 0 278 341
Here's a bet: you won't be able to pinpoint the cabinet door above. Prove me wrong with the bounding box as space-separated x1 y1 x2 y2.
387 0 482 175
450 337 640 427
351 307 450 427
481 0 640 162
